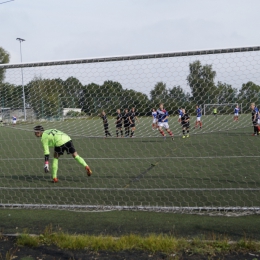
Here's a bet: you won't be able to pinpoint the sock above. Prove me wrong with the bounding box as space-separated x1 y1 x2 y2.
159 130 165 136
120 130 123 137
254 126 258 134
52 158 58 179
258 126 260 132
199 122 202 127
105 130 108 137
187 130 189 134
74 155 87 167
116 130 119 137
131 131 135 137
168 130 173 136
195 122 198 127
127 129 130 136
182 130 185 135
125 129 128 136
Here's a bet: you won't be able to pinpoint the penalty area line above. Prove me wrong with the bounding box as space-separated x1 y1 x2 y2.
1 187 260 191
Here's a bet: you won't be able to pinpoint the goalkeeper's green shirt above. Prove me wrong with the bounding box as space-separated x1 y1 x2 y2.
41 129 71 155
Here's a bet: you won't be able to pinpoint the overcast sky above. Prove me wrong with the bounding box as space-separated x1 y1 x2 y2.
1 0 260 64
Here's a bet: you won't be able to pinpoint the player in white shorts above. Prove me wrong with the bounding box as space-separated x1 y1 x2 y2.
12 116 17 126
234 105 240 122
194 106 202 129
157 103 174 140
152 108 158 130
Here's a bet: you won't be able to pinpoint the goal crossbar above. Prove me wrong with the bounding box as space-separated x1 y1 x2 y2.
1 46 260 69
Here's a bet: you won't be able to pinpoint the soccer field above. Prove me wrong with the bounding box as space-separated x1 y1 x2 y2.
0 114 260 210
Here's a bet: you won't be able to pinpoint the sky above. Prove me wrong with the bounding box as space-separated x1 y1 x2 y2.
1 0 260 64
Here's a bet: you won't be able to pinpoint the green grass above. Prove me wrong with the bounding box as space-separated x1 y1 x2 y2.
0 114 259 209
16 226 260 256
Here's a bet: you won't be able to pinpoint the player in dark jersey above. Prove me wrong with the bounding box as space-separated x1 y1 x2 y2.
181 109 190 138
251 103 260 136
123 109 130 137
128 107 139 138
115 109 123 138
100 111 111 137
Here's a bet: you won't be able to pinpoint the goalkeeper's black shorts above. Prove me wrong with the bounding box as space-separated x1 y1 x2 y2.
55 140 76 155
252 120 258 126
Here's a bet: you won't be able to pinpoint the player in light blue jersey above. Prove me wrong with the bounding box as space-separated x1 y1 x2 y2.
194 106 202 129
157 103 174 140
233 105 240 122
178 108 183 123
152 108 158 130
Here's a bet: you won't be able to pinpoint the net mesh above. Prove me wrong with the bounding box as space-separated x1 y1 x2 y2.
0 46 260 215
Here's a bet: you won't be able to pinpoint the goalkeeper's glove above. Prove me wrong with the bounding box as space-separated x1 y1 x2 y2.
44 161 49 173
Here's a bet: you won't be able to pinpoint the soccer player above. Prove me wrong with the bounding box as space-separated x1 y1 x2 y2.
234 105 240 121
123 109 130 137
251 103 259 136
181 109 190 138
128 107 139 138
12 115 17 126
100 111 111 137
157 103 174 140
257 110 260 134
213 107 217 117
178 108 183 123
33 125 92 183
152 108 158 130
115 109 123 138
194 105 202 129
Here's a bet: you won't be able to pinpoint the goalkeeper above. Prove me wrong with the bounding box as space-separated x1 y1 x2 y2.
34 125 92 183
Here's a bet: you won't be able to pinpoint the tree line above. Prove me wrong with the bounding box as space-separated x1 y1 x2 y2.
1 46 260 118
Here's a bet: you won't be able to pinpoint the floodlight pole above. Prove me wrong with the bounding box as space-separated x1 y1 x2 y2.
16 38 26 121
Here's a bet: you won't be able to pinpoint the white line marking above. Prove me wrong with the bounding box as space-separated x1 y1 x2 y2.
0 187 259 191
0 156 259 161
0 204 260 211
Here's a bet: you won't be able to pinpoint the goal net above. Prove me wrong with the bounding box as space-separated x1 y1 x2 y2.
204 103 241 115
1 46 260 215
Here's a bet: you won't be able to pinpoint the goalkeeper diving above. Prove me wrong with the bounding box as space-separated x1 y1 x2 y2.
34 126 92 183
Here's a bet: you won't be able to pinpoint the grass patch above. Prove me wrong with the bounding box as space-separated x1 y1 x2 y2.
16 226 260 256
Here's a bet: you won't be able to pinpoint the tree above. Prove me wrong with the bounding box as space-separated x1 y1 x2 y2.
27 77 64 118
0 83 17 108
80 82 100 115
238 81 260 113
187 60 217 105
150 82 168 102
168 86 191 114
122 89 150 116
216 82 237 104
0 47 10 83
